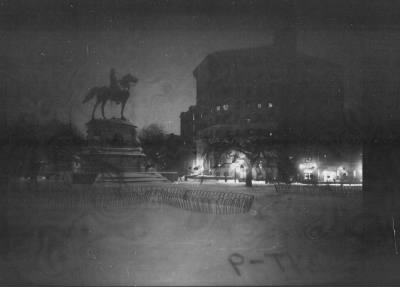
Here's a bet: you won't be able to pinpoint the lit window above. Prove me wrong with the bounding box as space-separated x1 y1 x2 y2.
216 106 221 111
268 102 273 108
269 132 273 136
223 104 229 111
257 103 262 109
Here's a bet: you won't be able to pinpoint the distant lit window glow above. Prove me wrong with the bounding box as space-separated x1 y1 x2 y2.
299 162 317 170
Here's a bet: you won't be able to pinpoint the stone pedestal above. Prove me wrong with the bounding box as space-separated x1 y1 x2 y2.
86 118 141 147
73 119 166 184
77 146 146 172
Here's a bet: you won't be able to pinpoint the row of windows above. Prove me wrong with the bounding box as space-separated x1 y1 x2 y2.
215 102 273 112
216 104 229 111
198 110 277 120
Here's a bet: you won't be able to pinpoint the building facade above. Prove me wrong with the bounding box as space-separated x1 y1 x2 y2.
181 29 361 183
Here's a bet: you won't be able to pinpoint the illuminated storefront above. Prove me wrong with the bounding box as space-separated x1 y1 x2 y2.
298 157 362 183
298 160 318 182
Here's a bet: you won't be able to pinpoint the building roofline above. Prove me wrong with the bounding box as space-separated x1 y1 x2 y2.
192 45 342 77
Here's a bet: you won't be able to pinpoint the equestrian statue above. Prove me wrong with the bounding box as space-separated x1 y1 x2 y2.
83 68 138 120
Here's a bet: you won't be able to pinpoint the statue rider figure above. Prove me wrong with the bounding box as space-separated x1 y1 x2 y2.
109 68 120 92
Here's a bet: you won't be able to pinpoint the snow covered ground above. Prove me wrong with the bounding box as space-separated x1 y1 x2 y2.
2 181 400 285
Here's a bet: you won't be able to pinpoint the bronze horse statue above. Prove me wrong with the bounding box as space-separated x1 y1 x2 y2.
83 74 138 120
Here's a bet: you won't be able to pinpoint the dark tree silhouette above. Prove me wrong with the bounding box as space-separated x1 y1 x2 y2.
139 124 190 172
139 124 166 171
4 118 85 181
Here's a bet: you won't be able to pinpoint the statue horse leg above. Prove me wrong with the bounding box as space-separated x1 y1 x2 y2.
101 99 107 119
92 98 100 119
121 98 127 120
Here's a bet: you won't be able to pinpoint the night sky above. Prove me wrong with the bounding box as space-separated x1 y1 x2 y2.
3 0 400 134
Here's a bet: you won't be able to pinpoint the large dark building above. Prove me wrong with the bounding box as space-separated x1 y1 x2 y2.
181 29 361 183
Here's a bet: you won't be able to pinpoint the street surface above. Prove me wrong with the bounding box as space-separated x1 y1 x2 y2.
2 182 399 285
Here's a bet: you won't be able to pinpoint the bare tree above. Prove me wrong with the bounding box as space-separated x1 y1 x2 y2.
201 127 280 187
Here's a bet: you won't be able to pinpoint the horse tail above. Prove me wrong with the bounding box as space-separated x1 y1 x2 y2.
82 88 97 103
